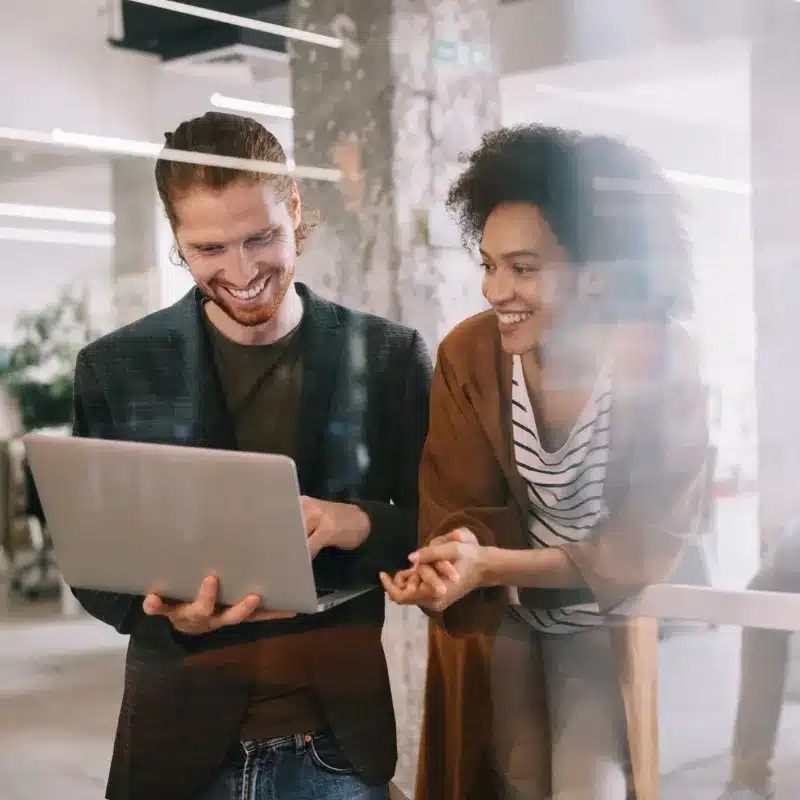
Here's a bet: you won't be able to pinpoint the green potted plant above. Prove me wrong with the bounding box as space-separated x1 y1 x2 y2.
0 287 95 432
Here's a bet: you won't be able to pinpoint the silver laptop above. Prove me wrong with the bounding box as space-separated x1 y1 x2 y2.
23 433 376 615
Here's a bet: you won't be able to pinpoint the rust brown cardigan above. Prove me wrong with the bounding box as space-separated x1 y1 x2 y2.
414 311 709 800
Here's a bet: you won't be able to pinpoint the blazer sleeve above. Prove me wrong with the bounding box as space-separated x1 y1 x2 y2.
69 348 142 636
558 325 711 612
350 330 433 580
418 343 519 635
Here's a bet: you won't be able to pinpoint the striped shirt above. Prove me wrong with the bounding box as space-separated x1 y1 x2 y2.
510 354 613 634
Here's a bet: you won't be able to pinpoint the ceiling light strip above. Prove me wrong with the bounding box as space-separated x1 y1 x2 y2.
48 129 340 183
210 93 294 120
0 226 114 247
0 203 115 225
126 0 342 49
664 169 751 196
0 127 746 195
0 126 54 146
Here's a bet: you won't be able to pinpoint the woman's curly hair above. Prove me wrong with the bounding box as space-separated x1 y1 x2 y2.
446 124 694 319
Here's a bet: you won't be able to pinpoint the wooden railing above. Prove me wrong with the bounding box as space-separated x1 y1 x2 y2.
621 582 800 632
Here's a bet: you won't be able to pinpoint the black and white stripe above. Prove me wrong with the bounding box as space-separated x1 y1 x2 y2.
510 355 613 634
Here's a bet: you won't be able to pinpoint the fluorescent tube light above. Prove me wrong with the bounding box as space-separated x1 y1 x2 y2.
51 129 161 156
0 126 746 195
0 227 114 247
210 93 294 120
50 129 340 182
127 0 342 49
663 169 750 196
0 126 54 146
0 203 115 225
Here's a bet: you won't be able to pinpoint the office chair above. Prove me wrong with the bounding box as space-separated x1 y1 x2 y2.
7 442 59 601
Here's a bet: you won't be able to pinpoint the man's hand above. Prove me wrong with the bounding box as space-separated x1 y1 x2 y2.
302 496 371 559
380 529 485 612
142 575 296 635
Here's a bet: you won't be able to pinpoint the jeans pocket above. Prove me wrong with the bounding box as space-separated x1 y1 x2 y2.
307 732 358 775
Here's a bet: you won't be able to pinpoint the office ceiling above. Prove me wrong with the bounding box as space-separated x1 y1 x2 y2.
111 0 289 61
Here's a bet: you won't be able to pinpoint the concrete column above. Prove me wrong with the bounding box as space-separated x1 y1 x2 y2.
110 157 187 327
751 1 800 552
288 0 498 349
288 0 499 792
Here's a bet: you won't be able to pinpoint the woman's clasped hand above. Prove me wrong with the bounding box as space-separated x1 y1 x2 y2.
379 528 486 612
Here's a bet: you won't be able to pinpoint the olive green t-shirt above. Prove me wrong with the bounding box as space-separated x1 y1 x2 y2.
202 310 303 458
202 308 327 740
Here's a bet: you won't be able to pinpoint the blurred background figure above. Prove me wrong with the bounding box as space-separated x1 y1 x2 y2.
719 522 800 800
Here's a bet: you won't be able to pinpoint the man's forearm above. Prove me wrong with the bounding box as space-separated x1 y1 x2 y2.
479 545 585 590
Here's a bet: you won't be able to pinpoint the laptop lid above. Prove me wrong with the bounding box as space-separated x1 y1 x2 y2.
23 434 324 614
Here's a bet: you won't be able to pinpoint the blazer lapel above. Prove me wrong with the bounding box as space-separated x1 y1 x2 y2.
169 284 345 488
293 283 342 495
172 289 237 451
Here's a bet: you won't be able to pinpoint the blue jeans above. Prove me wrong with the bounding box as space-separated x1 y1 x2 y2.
195 732 389 800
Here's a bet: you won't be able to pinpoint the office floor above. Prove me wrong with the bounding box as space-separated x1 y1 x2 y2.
5 614 800 799
0 614 122 800
2 496 799 799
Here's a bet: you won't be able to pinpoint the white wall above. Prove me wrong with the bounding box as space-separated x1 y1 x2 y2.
153 72 294 151
0 163 113 344
0 0 157 140
498 43 750 181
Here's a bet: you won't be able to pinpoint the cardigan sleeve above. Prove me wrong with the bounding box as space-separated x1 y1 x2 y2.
417 341 519 635
558 323 711 612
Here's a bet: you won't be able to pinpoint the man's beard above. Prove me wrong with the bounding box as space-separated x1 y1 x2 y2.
208 265 295 328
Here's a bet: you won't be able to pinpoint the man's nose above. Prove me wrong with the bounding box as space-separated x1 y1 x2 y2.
227 245 259 286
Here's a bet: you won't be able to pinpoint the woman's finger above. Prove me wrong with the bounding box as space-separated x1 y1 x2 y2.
416 563 447 596
409 542 461 566
435 559 460 582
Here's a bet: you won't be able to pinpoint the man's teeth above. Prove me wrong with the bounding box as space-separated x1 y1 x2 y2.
228 278 267 301
497 312 531 325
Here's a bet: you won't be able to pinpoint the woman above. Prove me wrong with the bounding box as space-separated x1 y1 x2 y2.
381 125 709 800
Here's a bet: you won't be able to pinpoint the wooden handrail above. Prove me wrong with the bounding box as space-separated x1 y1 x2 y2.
619 582 800 632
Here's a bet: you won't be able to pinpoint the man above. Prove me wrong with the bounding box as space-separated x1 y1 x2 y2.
70 111 431 800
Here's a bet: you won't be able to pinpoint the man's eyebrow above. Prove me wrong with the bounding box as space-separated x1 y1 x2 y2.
246 225 281 237
186 226 279 249
186 239 224 250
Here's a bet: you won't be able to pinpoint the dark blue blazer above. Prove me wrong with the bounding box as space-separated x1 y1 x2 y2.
70 283 432 799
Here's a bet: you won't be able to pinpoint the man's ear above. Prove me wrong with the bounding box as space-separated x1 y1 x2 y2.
289 183 302 231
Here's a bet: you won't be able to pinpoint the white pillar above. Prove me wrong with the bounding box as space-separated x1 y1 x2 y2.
111 157 192 326
156 208 195 308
